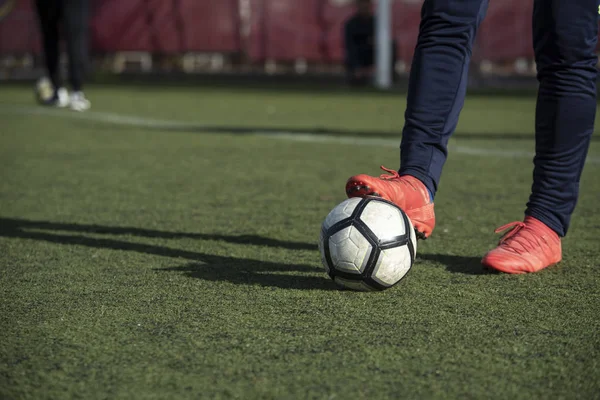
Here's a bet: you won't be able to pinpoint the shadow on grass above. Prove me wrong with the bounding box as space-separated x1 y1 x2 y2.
157 262 335 290
418 253 495 275
0 217 335 291
0 217 494 286
84 120 550 142
0 217 316 251
71 115 599 142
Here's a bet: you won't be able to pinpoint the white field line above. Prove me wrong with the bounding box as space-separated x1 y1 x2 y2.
2 105 599 165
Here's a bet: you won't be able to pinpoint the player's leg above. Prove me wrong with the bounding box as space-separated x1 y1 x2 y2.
34 0 68 106
63 0 91 111
399 0 489 195
346 0 489 239
482 0 597 274
527 0 597 237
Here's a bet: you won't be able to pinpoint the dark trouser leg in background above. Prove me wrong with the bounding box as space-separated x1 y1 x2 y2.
35 0 62 89
345 44 373 85
525 0 597 237
399 0 489 196
62 0 90 92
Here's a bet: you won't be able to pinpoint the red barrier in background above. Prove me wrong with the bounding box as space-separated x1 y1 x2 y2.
90 0 240 53
0 0 41 54
250 0 534 65
321 1 355 63
476 0 534 62
246 0 324 62
252 0 424 65
91 0 155 52
392 1 422 65
178 0 240 52
0 0 556 66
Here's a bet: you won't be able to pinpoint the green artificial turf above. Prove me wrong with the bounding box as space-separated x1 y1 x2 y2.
0 83 599 399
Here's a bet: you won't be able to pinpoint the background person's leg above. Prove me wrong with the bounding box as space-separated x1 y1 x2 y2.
62 0 90 92
34 0 62 90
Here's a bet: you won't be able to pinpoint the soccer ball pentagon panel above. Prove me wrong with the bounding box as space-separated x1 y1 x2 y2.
319 197 417 291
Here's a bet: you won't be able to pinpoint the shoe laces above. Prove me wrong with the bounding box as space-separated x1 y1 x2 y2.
494 221 551 255
378 166 425 195
379 165 400 180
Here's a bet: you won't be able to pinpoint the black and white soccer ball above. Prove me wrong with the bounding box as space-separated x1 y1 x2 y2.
319 197 417 291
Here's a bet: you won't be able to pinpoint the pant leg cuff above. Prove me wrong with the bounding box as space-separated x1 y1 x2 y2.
398 167 436 198
525 208 565 237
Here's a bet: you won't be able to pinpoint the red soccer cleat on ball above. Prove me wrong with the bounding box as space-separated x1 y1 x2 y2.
481 216 562 274
346 166 435 239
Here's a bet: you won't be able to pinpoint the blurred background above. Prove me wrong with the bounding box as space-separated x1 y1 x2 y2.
0 0 553 89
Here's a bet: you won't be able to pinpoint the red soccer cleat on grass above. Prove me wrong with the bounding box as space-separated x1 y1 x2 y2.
346 166 435 239
481 216 562 274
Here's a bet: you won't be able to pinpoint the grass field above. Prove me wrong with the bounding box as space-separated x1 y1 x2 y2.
1 83 599 399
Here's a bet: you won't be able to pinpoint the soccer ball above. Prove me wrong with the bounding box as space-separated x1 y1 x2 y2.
319 197 417 291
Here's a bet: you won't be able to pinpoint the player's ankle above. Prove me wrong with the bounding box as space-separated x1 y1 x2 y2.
399 173 434 202
523 215 562 238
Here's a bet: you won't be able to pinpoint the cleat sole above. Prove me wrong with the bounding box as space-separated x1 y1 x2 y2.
415 230 427 240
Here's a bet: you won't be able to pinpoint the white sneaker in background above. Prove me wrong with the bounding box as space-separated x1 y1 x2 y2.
56 88 70 108
35 77 70 108
70 91 91 112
